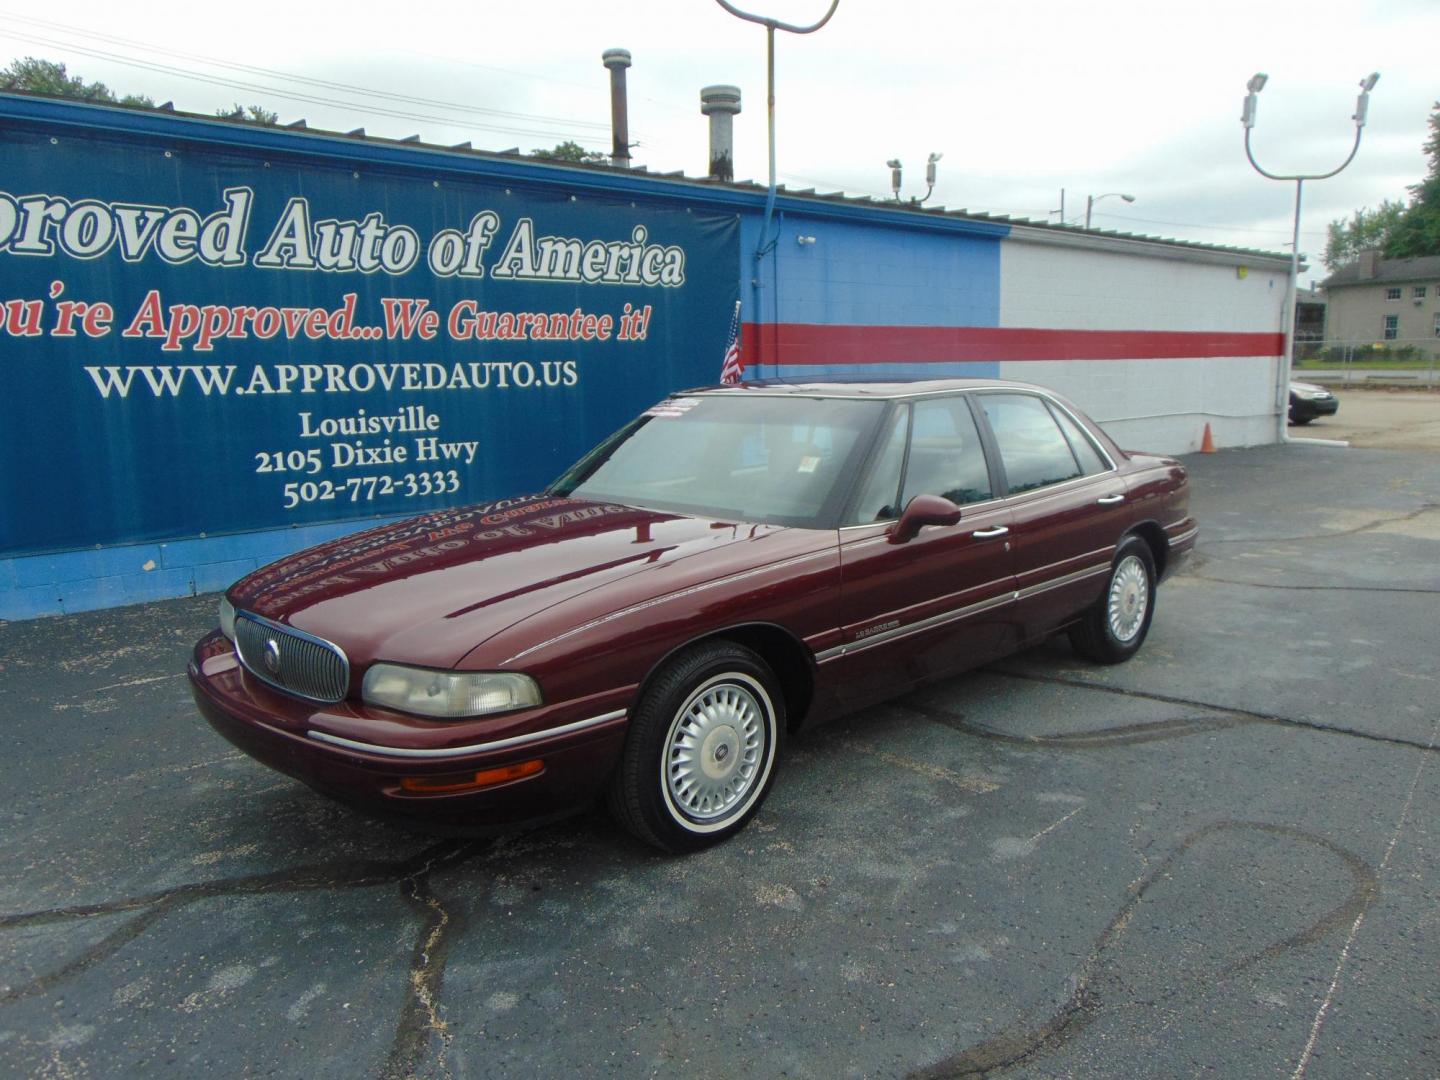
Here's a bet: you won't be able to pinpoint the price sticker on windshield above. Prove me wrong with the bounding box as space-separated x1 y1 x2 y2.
644 397 702 419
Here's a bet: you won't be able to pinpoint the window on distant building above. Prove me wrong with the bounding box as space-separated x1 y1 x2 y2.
1434 312 1440 338
1414 286 1427 299
1383 314 1399 340
1385 286 1402 300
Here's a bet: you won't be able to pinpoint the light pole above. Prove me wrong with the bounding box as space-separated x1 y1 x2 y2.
1085 192 1135 229
713 0 840 261
1242 71 1378 443
713 0 840 377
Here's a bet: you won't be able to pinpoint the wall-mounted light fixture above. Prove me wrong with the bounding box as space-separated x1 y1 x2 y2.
796 234 817 246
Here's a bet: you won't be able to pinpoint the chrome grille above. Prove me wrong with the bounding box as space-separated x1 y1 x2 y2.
234 612 350 704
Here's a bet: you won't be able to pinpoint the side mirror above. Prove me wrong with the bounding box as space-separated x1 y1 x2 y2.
888 494 962 543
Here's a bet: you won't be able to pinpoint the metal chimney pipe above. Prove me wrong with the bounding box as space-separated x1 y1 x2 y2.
602 48 633 168
700 85 741 181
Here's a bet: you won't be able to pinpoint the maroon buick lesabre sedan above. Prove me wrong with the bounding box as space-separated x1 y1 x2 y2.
190 379 1196 851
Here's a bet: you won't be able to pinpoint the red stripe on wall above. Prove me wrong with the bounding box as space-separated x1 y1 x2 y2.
740 323 1283 365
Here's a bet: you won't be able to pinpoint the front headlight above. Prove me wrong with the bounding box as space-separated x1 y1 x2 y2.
219 596 237 641
362 664 542 719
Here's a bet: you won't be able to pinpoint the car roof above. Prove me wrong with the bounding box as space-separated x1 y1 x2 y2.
682 377 1049 400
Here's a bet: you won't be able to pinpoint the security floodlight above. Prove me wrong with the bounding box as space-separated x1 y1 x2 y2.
887 159 903 198
925 152 943 188
1242 73 1268 129
1353 72 1379 126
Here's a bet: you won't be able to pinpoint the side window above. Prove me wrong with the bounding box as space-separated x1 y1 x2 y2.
979 394 1083 494
848 406 909 524
1048 402 1110 476
900 397 992 507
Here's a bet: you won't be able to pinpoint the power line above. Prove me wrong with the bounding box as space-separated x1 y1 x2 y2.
1089 210 1325 240
0 26 616 146
1 12 614 132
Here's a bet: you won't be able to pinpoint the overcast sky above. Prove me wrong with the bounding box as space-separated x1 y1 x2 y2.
3 0 1436 278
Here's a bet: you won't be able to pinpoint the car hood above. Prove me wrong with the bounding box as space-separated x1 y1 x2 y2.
230 495 781 668
1290 381 1330 395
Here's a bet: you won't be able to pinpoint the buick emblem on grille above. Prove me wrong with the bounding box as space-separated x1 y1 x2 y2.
263 638 282 674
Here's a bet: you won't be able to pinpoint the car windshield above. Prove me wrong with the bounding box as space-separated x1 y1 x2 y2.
550 394 886 528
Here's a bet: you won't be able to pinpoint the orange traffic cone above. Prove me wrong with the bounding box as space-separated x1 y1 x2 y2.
1200 423 1216 454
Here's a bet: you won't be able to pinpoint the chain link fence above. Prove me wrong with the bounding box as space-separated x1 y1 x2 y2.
1294 337 1440 387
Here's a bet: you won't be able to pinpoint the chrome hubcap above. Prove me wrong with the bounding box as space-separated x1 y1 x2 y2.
1107 555 1149 642
664 679 767 822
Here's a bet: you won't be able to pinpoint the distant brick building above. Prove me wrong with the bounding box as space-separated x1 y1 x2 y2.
1322 252 1440 357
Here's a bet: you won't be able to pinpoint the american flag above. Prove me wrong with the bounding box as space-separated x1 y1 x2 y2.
718 300 743 385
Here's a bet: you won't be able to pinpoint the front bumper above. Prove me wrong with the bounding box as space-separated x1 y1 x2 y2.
188 631 629 826
1290 395 1339 421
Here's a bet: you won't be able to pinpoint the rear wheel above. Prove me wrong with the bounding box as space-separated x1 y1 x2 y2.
608 642 784 852
1068 537 1156 664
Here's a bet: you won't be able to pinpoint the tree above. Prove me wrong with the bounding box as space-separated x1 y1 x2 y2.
1325 102 1440 268
1383 103 1440 260
2 56 277 125
1323 201 1406 269
531 140 608 164
1 56 153 107
216 103 280 125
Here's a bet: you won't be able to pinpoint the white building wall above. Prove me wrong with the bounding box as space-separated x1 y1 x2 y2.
998 235 1290 454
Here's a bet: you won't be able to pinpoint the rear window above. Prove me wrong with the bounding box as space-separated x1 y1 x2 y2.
978 393 1083 494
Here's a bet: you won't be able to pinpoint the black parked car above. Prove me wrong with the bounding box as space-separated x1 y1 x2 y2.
1289 381 1339 425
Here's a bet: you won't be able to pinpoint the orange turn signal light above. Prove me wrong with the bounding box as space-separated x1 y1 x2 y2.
400 759 544 794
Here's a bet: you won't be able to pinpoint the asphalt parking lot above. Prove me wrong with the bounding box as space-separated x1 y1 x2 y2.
2 441 1437 1079
1294 387 1440 452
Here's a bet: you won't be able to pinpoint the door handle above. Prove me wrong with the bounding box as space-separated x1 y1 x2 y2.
1096 494 1126 506
972 526 1010 539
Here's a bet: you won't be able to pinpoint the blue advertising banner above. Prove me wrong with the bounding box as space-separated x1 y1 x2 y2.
0 111 740 557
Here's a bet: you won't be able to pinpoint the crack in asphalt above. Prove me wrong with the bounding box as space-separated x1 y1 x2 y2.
0 837 486 1080
1185 568 1440 595
1180 553 1440 595
979 669 1440 754
1197 502 1440 546
902 700 1271 748
906 821 1380 1079
383 855 466 1080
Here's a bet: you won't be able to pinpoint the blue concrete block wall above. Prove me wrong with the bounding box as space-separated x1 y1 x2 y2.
0 517 406 620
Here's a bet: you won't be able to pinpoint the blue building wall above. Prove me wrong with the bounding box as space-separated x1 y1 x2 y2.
739 211 1003 382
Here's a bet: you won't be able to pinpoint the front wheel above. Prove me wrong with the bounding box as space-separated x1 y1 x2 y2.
608 642 784 853
1068 537 1157 664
